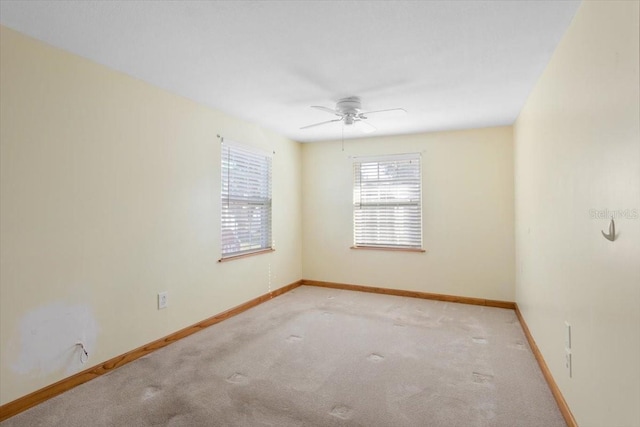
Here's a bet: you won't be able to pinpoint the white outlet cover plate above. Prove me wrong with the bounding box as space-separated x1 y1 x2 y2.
158 292 168 309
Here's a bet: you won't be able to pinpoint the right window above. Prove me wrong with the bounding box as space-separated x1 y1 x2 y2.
353 153 423 250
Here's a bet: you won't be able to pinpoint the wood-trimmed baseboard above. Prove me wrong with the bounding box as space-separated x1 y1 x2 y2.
301 279 516 309
302 280 576 426
0 280 302 422
515 304 578 427
2 279 577 427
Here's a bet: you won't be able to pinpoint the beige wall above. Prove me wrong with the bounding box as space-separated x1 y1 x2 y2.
3 2 638 423
0 27 302 405
302 127 515 301
514 1 640 426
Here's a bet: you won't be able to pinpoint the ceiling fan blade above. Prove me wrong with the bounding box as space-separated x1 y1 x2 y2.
357 120 377 133
360 108 407 118
311 105 340 116
300 118 342 130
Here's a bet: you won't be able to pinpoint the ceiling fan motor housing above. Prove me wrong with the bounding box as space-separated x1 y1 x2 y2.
336 96 362 115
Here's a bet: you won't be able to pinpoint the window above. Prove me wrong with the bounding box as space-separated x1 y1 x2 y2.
221 140 272 260
353 153 423 250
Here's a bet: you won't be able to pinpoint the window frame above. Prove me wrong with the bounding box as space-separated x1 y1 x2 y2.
352 153 424 252
219 139 273 262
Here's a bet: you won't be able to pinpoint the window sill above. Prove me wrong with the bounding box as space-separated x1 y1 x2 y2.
218 248 275 263
350 246 426 253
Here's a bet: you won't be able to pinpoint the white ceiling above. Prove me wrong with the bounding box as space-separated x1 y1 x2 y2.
0 0 580 143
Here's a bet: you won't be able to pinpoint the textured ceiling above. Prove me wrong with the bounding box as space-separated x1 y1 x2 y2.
0 1 580 142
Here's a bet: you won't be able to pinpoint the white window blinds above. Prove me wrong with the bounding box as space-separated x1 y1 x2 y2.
221 141 272 258
353 153 422 249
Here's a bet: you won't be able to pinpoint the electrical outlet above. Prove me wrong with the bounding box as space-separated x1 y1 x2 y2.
565 349 572 378
158 292 168 309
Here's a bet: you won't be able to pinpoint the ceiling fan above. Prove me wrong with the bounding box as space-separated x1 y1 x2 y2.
300 96 406 133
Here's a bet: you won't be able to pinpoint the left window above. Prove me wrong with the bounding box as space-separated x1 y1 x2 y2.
220 140 272 260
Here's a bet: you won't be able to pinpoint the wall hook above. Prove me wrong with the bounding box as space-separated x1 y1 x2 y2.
601 218 616 242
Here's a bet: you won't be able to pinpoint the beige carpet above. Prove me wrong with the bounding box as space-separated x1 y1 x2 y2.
2 285 566 426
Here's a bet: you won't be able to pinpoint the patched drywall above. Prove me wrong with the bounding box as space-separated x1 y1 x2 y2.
0 26 302 405
9 302 97 376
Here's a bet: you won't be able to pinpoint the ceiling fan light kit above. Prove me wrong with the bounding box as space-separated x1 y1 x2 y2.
301 96 406 133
